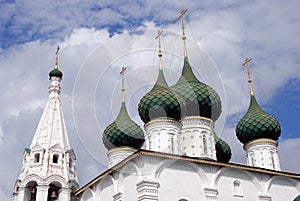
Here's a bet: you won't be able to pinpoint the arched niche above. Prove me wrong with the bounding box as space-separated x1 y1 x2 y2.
81 187 94 201
156 159 206 200
266 176 300 201
47 181 62 201
24 181 38 201
97 175 114 201
213 167 262 200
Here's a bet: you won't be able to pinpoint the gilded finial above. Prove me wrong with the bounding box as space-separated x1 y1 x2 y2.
155 30 163 70
177 9 188 57
55 46 60 69
120 66 127 102
242 57 254 96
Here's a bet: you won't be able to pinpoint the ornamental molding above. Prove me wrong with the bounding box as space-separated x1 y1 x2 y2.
182 117 214 129
244 139 278 150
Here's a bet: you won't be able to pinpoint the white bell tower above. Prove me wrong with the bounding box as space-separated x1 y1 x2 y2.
13 47 78 201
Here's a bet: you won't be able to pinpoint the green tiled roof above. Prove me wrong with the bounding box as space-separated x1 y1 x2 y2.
49 68 63 79
236 95 281 144
214 134 231 162
171 58 222 121
103 102 145 150
138 69 184 123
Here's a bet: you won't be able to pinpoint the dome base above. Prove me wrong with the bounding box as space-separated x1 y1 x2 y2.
244 138 280 171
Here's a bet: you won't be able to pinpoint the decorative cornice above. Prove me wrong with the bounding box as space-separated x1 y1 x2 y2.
244 138 278 150
144 118 181 128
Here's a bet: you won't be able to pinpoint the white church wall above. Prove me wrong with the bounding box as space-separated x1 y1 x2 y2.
157 160 205 200
118 161 139 200
81 188 94 201
267 176 300 201
215 167 261 200
98 176 114 201
77 153 300 201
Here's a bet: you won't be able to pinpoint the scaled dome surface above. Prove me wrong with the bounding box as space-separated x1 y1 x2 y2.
236 95 281 144
138 69 184 124
49 68 63 79
103 102 145 150
171 58 222 121
215 137 232 163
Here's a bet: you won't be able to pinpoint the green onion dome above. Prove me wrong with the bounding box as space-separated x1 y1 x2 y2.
236 95 281 145
102 102 145 150
215 135 232 163
171 58 222 121
49 68 63 79
138 69 184 124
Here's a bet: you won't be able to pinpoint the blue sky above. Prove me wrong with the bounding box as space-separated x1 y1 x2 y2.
0 1 300 200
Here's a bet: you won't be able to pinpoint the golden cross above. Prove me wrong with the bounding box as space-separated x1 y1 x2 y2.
120 66 127 102
177 9 188 57
55 46 60 69
155 30 163 70
242 57 254 95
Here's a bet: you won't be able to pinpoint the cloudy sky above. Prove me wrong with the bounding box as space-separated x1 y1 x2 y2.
1 0 300 200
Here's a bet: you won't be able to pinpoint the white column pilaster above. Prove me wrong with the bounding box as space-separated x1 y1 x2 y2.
36 185 49 201
258 194 272 201
137 178 160 201
58 187 71 201
113 192 122 201
204 187 218 201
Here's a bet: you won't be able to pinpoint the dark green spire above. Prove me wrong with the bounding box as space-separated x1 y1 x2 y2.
236 95 281 144
102 102 145 150
171 58 222 121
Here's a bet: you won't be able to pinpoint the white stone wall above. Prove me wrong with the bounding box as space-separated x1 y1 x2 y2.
144 119 181 155
181 116 216 160
78 154 300 201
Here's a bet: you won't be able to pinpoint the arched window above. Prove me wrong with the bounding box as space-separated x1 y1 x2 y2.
52 154 59 164
203 135 207 155
34 153 40 163
233 180 243 197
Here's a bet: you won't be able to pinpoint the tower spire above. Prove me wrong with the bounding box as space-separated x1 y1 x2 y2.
55 45 60 69
177 9 188 58
155 30 163 70
120 66 127 102
14 48 78 201
242 57 254 96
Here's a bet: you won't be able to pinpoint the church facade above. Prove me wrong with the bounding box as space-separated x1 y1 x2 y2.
13 11 300 201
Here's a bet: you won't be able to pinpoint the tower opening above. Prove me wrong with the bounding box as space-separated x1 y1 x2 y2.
24 181 37 201
52 154 59 164
34 153 40 163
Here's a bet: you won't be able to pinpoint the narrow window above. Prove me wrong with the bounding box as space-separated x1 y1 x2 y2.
203 135 207 155
34 153 40 163
270 152 275 169
233 180 243 197
53 154 59 164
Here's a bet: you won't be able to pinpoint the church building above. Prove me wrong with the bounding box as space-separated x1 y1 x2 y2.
13 10 300 201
